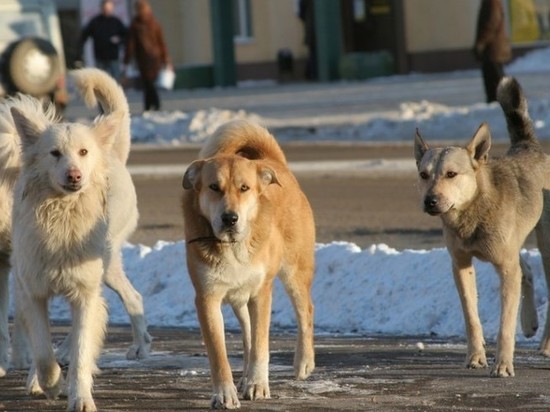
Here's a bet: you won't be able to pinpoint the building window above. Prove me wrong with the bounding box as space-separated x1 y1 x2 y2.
233 0 253 42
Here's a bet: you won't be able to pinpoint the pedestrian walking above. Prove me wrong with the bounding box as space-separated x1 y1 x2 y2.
474 0 512 103
123 0 171 112
79 0 127 81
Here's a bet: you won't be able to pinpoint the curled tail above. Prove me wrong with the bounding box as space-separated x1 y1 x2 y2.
199 119 287 165
71 68 131 164
497 76 538 147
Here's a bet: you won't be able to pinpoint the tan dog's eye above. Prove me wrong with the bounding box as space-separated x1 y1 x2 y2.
79 149 88 156
419 171 429 180
446 171 457 178
209 183 220 192
240 184 249 192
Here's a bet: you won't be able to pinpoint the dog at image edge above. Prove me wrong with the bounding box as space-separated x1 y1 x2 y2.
181 120 315 409
414 76 550 377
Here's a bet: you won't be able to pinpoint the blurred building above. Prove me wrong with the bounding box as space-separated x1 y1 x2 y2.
52 0 550 88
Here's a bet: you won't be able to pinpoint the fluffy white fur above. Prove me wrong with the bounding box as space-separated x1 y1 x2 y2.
0 69 149 410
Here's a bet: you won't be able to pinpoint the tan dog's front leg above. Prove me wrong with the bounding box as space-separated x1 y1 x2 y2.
491 260 522 377
451 255 487 369
195 295 240 409
232 304 251 392
242 284 272 401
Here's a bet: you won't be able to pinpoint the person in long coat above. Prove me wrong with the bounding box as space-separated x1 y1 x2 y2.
474 0 512 103
124 0 170 111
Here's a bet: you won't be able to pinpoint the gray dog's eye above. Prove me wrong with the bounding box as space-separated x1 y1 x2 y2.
50 149 61 158
446 171 457 178
419 171 429 180
209 183 220 192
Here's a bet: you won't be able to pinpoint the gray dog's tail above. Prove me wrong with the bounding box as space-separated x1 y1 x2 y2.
497 76 538 147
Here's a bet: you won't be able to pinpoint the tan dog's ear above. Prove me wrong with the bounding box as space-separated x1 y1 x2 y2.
414 128 429 166
182 160 204 190
467 123 491 164
11 107 43 149
258 165 280 190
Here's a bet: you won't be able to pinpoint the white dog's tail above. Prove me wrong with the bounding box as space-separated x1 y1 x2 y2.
71 68 131 164
497 76 538 147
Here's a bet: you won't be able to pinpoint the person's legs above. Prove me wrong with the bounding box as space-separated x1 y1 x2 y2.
481 59 504 103
142 77 160 111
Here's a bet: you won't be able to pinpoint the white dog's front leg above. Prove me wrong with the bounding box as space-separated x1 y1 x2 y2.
67 292 107 411
492 260 522 377
451 256 487 369
19 294 64 399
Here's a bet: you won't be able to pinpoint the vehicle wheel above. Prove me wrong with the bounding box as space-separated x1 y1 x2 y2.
4 37 61 96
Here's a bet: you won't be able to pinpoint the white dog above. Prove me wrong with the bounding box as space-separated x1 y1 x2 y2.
0 69 148 410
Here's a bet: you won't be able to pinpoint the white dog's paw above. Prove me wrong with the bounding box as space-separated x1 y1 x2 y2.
125 332 152 360
539 338 550 357
211 383 241 409
26 370 43 396
490 360 515 378
243 381 270 401
35 364 65 399
68 396 97 412
465 352 488 369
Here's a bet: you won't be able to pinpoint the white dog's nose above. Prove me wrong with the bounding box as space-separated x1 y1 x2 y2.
67 168 82 183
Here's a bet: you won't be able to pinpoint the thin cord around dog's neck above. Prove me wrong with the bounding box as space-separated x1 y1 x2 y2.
186 236 235 245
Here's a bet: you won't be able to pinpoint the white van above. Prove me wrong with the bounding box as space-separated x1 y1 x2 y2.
0 0 67 109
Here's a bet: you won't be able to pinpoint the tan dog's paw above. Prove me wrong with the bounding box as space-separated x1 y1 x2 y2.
294 356 315 380
211 384 240 409
243 381 270 400
490 361 515 377
68 396 96 412
465 352 488 369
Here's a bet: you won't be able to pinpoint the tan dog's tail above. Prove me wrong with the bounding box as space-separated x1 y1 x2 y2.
199 119 287 164
497 76 538 147
71 68 131 164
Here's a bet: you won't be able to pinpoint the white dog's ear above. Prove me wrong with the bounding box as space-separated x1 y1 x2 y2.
10 107 43 148
92 114 121 150
414 128 429 166
182 160 204 190
258 165 280 190
467 123 491 164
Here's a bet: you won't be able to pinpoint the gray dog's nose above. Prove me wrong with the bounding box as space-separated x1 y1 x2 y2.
424 195 438 208
221 212 238 227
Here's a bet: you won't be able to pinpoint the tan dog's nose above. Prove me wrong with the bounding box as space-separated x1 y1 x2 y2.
221 211 238 227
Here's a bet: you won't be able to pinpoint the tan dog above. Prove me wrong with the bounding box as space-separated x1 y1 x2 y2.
182 120 315 409
414 77 550 377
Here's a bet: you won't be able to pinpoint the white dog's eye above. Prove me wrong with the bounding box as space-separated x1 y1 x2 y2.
209 183 220 192
240 184 249 192
50 149 61 158
446 171 457 178
419 171 429 180
79 149 88 156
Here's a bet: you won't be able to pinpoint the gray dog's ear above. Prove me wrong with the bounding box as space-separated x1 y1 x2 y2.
467 123 491 164
182 160 204 190
11 107 43 149
414 128 429 165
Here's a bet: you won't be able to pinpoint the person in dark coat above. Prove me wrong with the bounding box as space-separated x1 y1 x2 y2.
474 0 512 103
123 0 171 111
80 0 127 81
299 0 317 80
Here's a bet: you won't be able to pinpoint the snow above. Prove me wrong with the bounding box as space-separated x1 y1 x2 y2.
12 47 550 343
